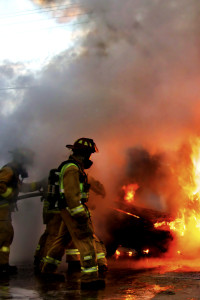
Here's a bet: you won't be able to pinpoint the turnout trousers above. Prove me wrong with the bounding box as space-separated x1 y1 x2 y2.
42 209 102 282
0 219 14 265
34 213 62 271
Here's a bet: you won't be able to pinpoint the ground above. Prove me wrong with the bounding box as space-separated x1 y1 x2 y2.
1 258 200 299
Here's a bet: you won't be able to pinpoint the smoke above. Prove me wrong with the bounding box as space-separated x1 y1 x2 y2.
4 0 200 154
2 1 200 160
2 0 200 262
114 146 191 215
116 147 166 210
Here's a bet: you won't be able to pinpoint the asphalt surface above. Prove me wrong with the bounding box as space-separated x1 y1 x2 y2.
1 258 200 300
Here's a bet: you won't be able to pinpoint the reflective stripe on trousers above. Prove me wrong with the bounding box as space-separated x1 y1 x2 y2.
97 252 106 260
83 255 93 261
43 256 61 266
66 249 80 255
67 249 105 260
81 265 98 273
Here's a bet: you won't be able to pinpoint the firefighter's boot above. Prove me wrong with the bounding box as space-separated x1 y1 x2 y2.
80 270 105 290
40 272 65 281
33 257 41 274
98 264 108 279
80 277 105 290
41 263 65 281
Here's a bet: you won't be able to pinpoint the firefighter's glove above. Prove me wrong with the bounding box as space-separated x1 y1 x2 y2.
76 221 93 239
97 181 106 198
90 178 106 198
30 178 46 193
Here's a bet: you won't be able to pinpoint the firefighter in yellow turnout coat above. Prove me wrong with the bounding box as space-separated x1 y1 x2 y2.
42 138 107 288
34 175 106 273
0 148 44 275
65 175 107 271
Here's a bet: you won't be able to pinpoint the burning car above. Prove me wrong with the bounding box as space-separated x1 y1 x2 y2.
104 199 173 258
103 141 200 260
103 147 175 258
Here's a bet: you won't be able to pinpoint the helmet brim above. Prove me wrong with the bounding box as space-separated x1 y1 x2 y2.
66 144 98 153
66 144 74 149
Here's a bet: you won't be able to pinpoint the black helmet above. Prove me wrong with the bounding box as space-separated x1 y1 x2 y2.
66 138 98 153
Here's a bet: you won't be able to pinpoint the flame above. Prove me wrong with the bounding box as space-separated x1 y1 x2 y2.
154 211 186 237
154 137 200 258
122 183 139 203
115 250 120 257
191 138 200 196
115 137 200 267
143 249 149 254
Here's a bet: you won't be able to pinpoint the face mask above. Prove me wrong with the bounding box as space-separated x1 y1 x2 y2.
83 159 93 169
19 166 28 179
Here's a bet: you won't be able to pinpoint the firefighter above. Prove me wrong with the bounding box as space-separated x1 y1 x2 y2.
41 138 107 288
34 174 107 274
66 175 107 272
0 147 45 275
33 196 62 274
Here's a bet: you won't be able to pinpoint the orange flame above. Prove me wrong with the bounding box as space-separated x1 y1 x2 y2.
115 250 120 257
122 183 139 203
143 249 149 254
155 137 200 258
154 211 186 237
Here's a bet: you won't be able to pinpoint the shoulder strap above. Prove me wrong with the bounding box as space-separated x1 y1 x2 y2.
58 160 78 194
58 159 79 176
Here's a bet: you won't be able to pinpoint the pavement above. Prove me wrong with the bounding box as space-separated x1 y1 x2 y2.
1 257 200 299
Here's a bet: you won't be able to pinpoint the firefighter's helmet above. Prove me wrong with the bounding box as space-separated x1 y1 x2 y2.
9 147 35 165
66 138 98 153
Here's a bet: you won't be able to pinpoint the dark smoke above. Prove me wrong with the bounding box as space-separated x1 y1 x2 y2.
125 147 163 185
116 147 166 210
116 146 185 214
1 0 200 262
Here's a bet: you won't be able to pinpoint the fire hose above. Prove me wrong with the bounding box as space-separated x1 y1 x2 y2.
17 191 44 201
